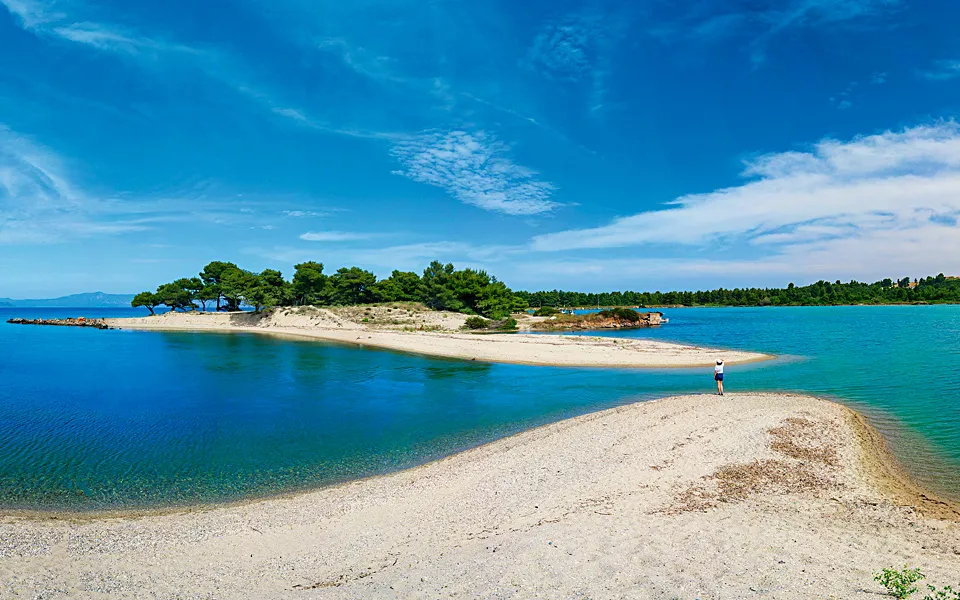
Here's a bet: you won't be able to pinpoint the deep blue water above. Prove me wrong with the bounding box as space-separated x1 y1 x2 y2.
2 305 959 511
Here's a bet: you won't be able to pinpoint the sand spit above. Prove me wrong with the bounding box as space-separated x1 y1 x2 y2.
2 393 959 599
103 307 771 368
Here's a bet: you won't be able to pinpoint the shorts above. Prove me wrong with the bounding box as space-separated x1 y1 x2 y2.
715 373 724 381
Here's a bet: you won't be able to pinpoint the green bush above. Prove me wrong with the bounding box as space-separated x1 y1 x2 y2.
533 306 558 317
875 566 926 599
463 316 489 330
498 317 518 330
598 307 640 322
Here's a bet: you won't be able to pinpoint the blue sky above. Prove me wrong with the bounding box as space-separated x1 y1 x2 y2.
2 0 960 296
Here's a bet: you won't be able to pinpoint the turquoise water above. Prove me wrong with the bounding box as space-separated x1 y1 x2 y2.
1 305 958 511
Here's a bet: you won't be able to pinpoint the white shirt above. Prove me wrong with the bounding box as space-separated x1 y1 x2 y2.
714 363 724 374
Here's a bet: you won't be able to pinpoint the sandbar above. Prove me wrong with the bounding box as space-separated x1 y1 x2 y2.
103 307 772 368
2 393 959 598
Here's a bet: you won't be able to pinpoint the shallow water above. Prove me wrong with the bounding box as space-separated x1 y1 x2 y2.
1 305 958 510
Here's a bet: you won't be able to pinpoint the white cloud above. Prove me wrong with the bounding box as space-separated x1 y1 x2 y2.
299 231 370 242
532 123 960 258
391 130 557 215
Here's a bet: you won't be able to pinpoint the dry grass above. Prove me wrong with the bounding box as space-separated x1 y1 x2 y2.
769 417 839 466
664 416 839 514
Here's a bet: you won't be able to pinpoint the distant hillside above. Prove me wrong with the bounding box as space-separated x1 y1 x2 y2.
0 292 135 308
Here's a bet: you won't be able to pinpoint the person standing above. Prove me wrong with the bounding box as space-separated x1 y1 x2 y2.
714 360 724 395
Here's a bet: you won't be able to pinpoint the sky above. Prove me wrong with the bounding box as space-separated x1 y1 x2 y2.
2 0 960 296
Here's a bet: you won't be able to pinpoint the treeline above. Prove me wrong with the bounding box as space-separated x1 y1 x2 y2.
517 274 960 307
132 261 527 318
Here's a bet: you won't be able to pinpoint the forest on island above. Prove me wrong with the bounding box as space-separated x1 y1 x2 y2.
131 261 527 319
134 265 960 317
517 275 960 308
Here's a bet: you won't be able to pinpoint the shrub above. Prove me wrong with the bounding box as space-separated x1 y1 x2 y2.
875 566 925 599
598 307 640 322
533 306 558 317
463 316 489 330
498 317 518 330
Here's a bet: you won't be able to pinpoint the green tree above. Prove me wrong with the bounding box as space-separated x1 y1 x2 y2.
196 285 220 311
199 261 238 311
477 280 518 319
131 291 161 315
328 267 377 305
220 267 256 311
371 270 423 302
421 261 460 311
258 268 292 307
156 280 197 311
292 261 327 306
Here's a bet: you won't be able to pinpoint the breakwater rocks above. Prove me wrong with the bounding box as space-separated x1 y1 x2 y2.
6 317 110 330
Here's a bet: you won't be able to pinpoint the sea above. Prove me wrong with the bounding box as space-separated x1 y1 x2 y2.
2 305 959 511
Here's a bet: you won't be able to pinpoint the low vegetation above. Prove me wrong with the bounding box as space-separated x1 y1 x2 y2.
463 316 489 330
462 316 518 332
874 566 960 599
133 260 527 319
597 307 641 322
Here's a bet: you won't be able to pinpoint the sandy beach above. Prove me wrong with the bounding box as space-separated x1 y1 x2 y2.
103 307 771 368
2 393 959 599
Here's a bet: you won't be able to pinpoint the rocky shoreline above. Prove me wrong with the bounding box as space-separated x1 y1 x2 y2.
6 317 110 330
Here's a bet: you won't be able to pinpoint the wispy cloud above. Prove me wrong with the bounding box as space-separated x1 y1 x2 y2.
919 59 960 81
532 122 960 260
650 0 901 66
316 37 408 85
299 231 371 242
0 124 154 243
526 18 596 82
525 9 628 119
0 0 378 140
283 210 330 218
1 0 197 57
391 130 558 216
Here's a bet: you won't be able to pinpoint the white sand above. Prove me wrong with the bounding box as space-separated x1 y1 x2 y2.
2 393 959 599
103 308 771 368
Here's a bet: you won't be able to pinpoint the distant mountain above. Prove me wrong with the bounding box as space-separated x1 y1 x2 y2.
0 292 135 308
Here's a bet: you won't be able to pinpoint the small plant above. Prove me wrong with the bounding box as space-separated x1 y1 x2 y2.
463 316 489 330
362 317 369 323
533 306 558 317
923 585 960 600
497 317 518 330
875 566 926 599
